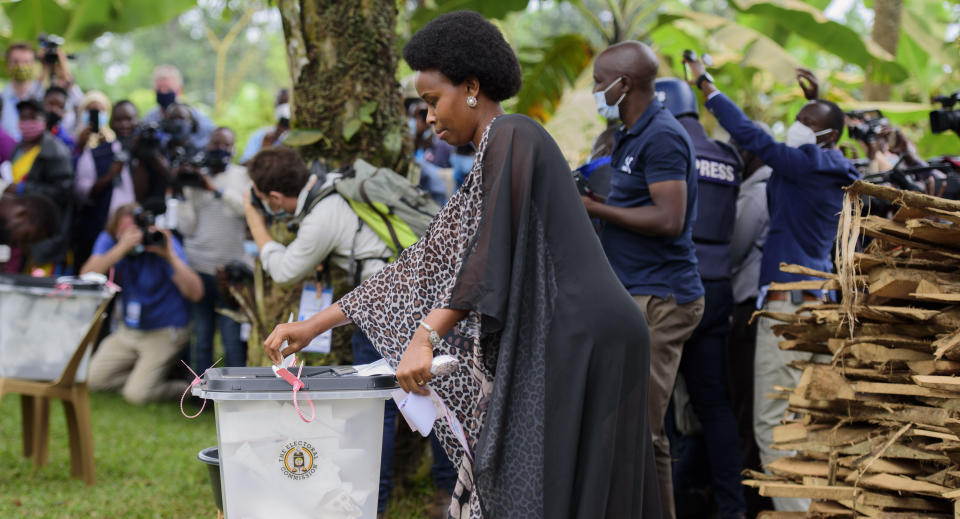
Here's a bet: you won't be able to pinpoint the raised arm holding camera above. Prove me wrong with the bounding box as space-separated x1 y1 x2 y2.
1 39 84 141
128 102 200 214
82 203 204 405
685 55 860 512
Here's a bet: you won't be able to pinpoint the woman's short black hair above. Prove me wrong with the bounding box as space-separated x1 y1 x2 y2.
403 11 522 102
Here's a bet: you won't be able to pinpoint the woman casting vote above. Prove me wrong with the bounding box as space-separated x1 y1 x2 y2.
263 11 660 519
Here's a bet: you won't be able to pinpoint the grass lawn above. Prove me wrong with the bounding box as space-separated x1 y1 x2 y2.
0 391 436 518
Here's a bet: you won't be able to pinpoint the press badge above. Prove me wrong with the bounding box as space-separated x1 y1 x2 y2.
299 283 333 354
125 301 142 328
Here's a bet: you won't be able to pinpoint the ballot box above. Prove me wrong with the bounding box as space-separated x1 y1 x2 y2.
192 366 397 519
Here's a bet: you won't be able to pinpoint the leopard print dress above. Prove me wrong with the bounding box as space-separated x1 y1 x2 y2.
338 120 499 518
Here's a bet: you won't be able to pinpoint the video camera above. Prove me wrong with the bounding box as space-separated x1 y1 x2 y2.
176 151 231 188
132 208 166 248
846 109 890 143
863 159 960 201
132 122 165 158
37 33 71 65
931 90 960 135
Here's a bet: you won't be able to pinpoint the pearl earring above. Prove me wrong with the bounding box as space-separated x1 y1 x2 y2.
466 96 478 108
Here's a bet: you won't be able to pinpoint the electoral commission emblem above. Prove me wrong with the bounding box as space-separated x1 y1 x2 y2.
279 441 319 480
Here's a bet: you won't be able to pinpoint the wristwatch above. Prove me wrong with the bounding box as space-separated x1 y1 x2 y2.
420 322 442 349
696 72 715 91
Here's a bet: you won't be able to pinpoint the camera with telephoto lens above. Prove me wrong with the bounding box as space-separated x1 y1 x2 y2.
132 208 165 248
846 109 890 143
930 90 960 135
37 33 67 65
176 151 229 188
132 122 164 158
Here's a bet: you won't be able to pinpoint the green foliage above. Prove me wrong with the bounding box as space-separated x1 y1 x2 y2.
0 392 217 518
343 118 364 142
217 82 279 160
655 10 802 84
408 0 529 32
0 0 195 51
513 34 594 122
729 0 907 82
284 129 327 147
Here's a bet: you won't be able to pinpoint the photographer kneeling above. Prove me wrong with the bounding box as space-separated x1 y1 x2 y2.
177 127 251 369
82 203 204 405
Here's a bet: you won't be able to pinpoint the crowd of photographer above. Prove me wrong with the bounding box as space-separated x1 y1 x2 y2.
0 36 467 519
0 39 294 405
0 29 958 519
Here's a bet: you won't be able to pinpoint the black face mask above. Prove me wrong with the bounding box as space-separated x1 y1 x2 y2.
156 91 176 110
0 218 9 246
162 119 191 141
205 149 233 172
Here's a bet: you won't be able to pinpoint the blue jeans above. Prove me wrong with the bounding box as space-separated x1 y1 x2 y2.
191 272 245 370
351 332 457 513
671 279 745 518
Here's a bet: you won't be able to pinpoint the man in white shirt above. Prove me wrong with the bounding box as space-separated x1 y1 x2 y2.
243 147 392 286
178 127 251 369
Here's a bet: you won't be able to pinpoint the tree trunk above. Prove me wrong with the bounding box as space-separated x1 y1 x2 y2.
277 0 407 170
864 0 902 101
237 0 408 366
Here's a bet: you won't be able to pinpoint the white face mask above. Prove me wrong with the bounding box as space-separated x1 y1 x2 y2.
785 121 832 148
594 77 625 121
274 103 291 122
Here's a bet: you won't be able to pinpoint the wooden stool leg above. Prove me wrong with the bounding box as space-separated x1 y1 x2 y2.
32 397 50 467
64 385 95 485
20 395 35 458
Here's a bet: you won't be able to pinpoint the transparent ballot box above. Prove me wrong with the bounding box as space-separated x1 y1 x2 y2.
0 274 113 382
193 366 397 519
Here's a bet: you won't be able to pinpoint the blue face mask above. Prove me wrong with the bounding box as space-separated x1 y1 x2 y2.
408 118 418 136
594 77 625 121
258 195 290 220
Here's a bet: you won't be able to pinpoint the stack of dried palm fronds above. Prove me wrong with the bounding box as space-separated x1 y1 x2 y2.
748 180 960 519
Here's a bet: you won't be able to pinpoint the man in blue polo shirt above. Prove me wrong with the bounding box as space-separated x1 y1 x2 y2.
83 203 204 405
685 57 859 511
582 41 705 519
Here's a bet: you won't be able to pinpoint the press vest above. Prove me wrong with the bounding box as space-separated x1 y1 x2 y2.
679 117 742 280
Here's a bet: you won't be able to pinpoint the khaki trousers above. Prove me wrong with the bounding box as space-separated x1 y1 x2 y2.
754 298 831 511
634 294 705 519
88 325 190 405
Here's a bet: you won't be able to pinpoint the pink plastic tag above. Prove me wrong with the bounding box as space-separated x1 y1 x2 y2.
180 358 222 419
273 356 315 423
